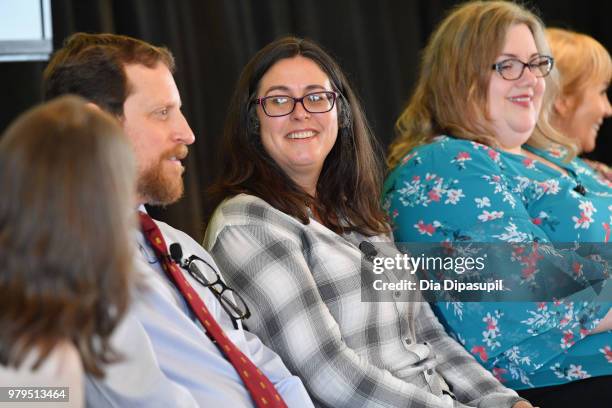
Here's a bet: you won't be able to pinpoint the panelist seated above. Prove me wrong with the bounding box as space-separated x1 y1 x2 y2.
546 27 612 181
383 1 612 406
43 32 313 407
0 96 136 407
204 35 531 408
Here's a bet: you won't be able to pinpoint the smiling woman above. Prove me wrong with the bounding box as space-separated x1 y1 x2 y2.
205 36 386 234
383 1 612 406
255 55 339 196
203 36 528 408
547 27 612 180
486 23 548 153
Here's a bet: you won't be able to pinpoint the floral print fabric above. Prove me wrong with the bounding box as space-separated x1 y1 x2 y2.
383 135 612 389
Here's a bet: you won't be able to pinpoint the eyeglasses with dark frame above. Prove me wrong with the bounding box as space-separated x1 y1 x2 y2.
491 55 554 81
169 243 251 328
255 91 339 117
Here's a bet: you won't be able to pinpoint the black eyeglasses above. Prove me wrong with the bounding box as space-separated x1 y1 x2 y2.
169 243 251 327
491 55 554 81
255 91 338 117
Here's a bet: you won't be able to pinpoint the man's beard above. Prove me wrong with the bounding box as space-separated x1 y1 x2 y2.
137 146 188 205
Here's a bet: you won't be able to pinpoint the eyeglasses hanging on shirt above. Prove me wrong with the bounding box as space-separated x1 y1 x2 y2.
169 243 251 329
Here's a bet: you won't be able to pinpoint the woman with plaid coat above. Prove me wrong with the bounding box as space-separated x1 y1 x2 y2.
204 35 531 408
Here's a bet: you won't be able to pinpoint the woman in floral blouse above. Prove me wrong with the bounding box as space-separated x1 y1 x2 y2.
383 1 611 406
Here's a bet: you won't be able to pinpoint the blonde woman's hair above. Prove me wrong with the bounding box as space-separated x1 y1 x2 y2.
388 0 576 169
546 27 612 109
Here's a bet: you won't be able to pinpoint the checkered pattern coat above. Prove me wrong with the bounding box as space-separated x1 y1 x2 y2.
204 194 524 408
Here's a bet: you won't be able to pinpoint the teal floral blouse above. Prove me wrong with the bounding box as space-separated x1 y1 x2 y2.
383 135 612 390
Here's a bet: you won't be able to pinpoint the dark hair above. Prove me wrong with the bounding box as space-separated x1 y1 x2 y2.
0 95 136 377
207 36 388 236
43 32 175 116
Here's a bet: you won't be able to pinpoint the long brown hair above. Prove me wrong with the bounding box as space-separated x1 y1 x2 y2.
387 1 574 169
0 96 135 377
207 36 388 236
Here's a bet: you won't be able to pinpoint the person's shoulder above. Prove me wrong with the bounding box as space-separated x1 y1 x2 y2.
153 217 198 246
46 341 83 383
205 194 303 249
218 193 270 213
150 216 216 263
212 193 296 226
527 143 571 163
388 136 502 181
0 341 83 390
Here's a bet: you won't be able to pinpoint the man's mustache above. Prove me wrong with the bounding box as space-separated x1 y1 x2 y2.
162 145 188 161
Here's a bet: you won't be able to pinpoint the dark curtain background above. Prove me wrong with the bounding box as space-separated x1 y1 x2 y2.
1 0 610 241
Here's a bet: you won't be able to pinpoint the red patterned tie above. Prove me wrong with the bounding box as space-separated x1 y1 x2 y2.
138 212 288 408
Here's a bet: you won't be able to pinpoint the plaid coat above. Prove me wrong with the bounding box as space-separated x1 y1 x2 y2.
204 194 524 408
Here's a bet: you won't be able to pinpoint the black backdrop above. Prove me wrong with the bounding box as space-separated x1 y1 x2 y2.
1 0 610 240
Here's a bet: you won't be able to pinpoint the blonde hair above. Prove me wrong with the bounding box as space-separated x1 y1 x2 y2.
388 0 576 169
547 27 612 108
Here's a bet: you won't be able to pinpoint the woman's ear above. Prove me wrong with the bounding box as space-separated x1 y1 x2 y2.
553 94 573 117
248 108 260 134
337 98 352 129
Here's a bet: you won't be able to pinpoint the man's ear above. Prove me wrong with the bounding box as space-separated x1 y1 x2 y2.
85 102 124 125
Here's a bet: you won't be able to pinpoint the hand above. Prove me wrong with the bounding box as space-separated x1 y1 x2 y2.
590 307 612 334
512 401 537 408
